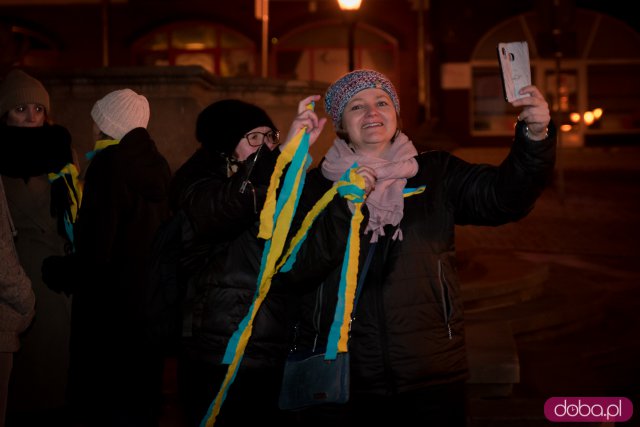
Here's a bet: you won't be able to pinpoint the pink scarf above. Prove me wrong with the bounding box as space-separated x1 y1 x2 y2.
321 132 419 242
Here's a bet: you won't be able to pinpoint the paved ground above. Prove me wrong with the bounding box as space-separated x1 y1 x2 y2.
455 146 640 426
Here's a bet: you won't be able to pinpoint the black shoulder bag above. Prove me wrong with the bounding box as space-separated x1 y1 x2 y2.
278 241 377 410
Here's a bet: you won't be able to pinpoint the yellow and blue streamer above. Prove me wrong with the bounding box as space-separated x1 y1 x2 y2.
85 138 120 160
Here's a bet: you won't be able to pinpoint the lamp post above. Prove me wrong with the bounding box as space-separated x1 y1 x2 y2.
337 0 363 71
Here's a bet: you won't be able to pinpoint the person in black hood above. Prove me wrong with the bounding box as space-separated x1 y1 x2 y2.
171 97 325 427
42 88 171 427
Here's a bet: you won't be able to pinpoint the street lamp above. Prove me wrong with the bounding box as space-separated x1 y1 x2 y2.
337 0 363 71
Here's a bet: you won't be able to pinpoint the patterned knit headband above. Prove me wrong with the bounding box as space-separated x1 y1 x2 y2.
324 69 400 127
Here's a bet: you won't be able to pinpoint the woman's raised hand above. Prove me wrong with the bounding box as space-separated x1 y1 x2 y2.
281 95 327 150
512 85 551 140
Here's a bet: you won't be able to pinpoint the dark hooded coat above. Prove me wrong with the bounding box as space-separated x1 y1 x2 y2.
43 127 171 424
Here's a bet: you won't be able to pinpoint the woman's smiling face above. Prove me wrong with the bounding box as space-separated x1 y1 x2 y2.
341 88 397 156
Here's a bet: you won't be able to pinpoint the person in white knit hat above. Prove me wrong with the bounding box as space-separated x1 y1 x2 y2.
42 88 171 427
90 88 150 141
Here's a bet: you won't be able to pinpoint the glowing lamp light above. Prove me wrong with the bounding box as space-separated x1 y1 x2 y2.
184 42 206 50
583 111 595 126
337 0 363 11
593 108 603 120
560 124 573 132
569 112 581 123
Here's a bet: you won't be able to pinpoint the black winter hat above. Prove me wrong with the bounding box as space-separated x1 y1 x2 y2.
195 99 277 155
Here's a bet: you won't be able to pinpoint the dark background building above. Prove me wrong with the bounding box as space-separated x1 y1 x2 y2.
1 0 639 165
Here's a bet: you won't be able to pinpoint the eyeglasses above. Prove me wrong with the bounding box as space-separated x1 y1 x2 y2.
244 130 280 147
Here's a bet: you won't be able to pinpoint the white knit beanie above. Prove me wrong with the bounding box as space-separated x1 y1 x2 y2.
90 88 150 140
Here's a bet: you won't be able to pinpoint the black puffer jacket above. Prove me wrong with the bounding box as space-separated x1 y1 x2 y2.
171 145 297 369
278 121 556 396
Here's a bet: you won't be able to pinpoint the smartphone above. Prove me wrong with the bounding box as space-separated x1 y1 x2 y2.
497 41 531 102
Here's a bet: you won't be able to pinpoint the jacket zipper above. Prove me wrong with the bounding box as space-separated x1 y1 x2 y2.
438 259 453 340
374 236 396 394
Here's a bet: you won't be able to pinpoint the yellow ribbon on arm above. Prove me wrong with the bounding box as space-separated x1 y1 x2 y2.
200 104 314 427
47 162 83 249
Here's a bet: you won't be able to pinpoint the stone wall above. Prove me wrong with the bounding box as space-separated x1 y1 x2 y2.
40 66 332 174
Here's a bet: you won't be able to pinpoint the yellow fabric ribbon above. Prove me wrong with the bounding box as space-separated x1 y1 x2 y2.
280 175 426 359
85 138 120 160
280 167 367 358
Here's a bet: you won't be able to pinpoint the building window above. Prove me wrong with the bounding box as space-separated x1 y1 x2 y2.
272 20 398 83
471 65 525 133
1 25 59 67
587 64 640 132
469 9 640 144
132 22 257 77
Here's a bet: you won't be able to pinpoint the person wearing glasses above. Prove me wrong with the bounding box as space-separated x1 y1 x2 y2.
169 98 325 427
